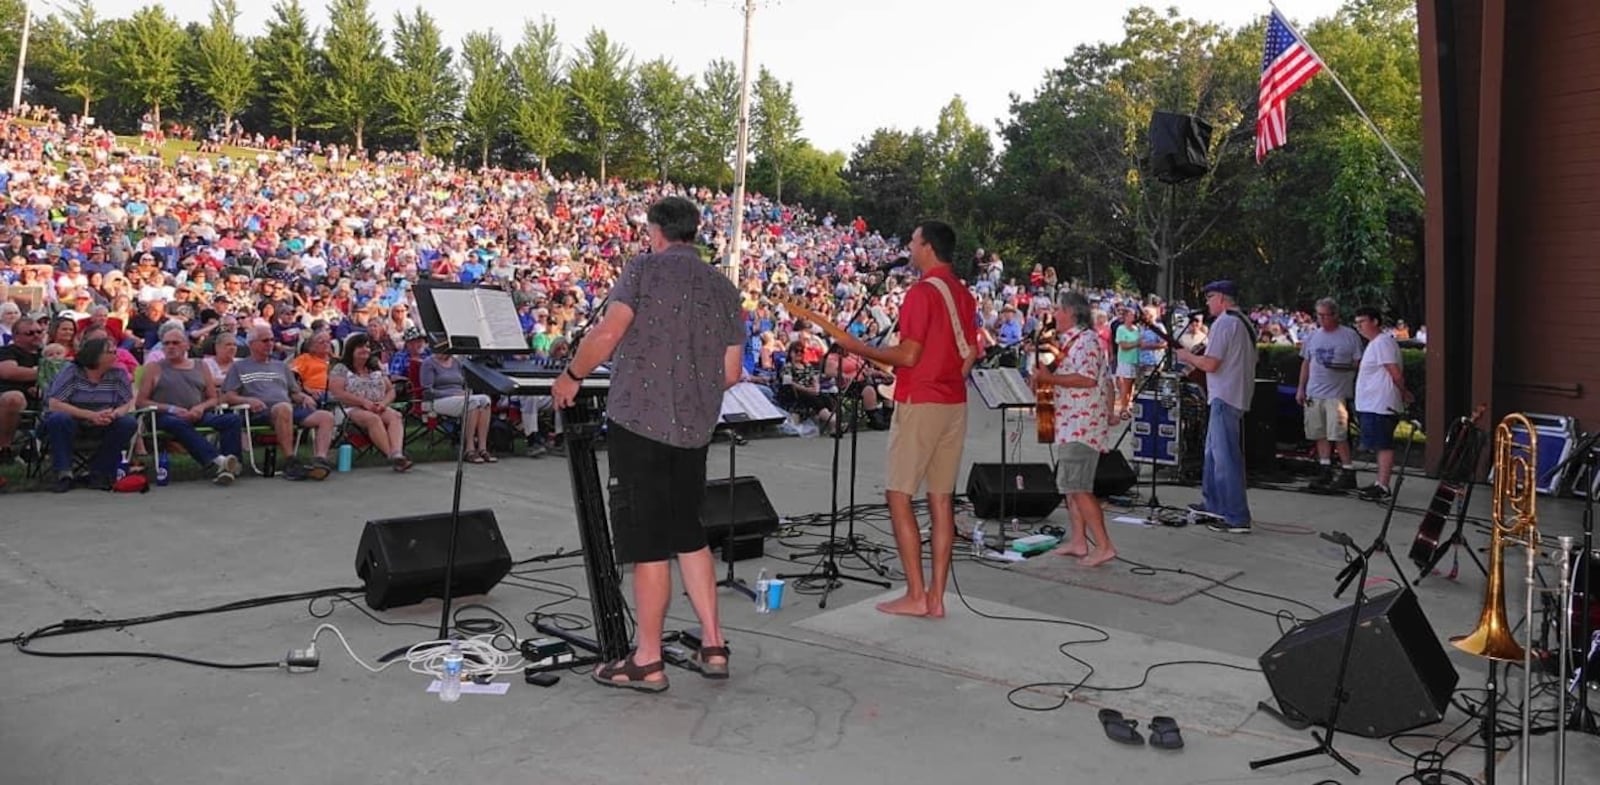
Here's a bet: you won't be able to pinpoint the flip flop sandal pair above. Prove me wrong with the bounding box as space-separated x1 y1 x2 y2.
592 653 669 693
1098 709 1184 749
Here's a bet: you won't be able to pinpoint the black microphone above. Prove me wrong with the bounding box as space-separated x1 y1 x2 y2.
880 255 911 271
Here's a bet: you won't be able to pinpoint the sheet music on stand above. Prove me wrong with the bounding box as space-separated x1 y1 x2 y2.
969 368 1035 409
413 282 528 354
720 382 788 426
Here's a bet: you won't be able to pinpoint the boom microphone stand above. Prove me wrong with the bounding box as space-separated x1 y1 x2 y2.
778 270 897 608
1252 413 1419 778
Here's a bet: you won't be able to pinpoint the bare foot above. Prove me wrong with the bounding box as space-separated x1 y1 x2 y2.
925 597 946 619
1052 540 1090 558
1078 548 1118 568
876 594 929 617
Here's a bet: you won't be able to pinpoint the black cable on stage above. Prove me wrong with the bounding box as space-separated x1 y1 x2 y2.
8 584 363 669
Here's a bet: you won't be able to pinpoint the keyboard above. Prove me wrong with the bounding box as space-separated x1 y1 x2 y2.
462 359 612 397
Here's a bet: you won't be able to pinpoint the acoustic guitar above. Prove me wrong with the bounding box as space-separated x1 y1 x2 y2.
769 294 896 374
1034 330 1062 443
1408 404 1489 571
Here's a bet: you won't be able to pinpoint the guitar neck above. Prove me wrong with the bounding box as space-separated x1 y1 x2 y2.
777 297 894 372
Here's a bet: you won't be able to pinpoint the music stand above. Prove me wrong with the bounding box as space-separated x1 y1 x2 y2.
714 383 786 600
411 282 528 641
969 368 1037 543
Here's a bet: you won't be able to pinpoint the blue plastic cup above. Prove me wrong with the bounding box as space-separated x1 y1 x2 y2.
766 579 786 612
337 444 353 472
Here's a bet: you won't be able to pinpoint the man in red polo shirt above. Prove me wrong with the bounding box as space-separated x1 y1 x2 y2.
834 220 977 618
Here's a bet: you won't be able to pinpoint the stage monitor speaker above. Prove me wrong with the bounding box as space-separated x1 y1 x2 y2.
966 463 1062 519
1095 451 1139 498
355 509 512 611
701 476 780 548
1149 112 1213 184
1259 589 1459 738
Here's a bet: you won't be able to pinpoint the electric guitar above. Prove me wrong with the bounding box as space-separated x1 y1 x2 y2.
1408 404 1489 570
769 294 896 374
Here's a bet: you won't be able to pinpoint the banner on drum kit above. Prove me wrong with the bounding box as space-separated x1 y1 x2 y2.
1131 386 1181 467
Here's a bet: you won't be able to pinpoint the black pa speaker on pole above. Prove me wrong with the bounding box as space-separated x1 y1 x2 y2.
355 509 512 610
1259 589 1459 738
1149 112 1213 184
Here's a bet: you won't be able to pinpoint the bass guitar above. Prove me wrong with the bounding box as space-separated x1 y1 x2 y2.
770 294 896 374
1409 404 1489 571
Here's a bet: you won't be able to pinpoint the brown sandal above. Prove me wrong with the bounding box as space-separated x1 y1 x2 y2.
465 450 486 464
591 652 668 693
391 455 414 472
481 451 499 463
688 645 730 680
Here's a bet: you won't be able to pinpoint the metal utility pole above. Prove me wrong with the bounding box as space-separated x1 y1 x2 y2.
725 0 755 284
11 0 32 111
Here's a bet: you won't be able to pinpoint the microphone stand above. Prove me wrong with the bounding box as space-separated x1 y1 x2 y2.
1549 430 1600 734
1108 313 1184 521
1251 412 1418 778
778 268 897 607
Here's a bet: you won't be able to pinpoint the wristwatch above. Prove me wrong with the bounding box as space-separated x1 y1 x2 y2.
564 367 584 383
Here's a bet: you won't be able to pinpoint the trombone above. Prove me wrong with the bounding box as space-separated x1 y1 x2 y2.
1450 413 1579 785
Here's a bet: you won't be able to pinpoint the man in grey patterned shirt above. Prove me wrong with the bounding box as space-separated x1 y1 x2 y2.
553 196 744 692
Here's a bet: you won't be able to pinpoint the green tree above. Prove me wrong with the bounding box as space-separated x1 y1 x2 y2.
459 30 511 168
108 5 187 125
752 142 849 215
384 6 458 153
254 0 319 144
751 67 802 203
566 28 634 181
508 17 568 172
921 96 994 251
845 128 929 239
41 0 110 118
0 0 27 104
321 0 387 150
635 57 692 182
192 0 254 128
689 58 739 189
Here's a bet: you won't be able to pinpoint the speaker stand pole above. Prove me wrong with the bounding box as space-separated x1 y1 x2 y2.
716 424 757 601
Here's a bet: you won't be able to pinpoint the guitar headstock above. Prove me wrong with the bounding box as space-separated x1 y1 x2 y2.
1469 403 1488 424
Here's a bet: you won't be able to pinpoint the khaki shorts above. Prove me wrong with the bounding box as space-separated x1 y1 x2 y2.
1303 397 1349 441
1055 442 1100 494
885 402 968 496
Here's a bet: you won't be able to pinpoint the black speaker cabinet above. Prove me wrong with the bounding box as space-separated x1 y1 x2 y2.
1260 589 1458 737
1149 111 1214 184
966 463 1062 519
701 476 779 552
355 509 512 610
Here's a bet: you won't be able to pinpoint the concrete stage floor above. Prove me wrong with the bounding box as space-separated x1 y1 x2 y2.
4 402 1599 785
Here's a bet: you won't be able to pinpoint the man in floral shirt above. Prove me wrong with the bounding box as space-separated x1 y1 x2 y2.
1034 290 1117 567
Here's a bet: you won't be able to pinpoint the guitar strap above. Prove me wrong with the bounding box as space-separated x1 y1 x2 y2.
923 277 977 360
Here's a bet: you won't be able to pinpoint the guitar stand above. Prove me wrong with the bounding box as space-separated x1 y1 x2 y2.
1413 480 1489 585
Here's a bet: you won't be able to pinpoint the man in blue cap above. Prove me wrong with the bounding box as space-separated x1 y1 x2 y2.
1175 280 1258 533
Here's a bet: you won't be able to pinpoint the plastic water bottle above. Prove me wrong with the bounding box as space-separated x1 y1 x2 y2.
972 523 986 556
156 452 170 487
116 452 129 481
439 641 463 703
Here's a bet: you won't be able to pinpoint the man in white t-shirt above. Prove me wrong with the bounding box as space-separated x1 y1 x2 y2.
1353 307 1412 500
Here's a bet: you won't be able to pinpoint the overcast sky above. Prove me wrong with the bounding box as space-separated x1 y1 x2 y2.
76 0 1352 152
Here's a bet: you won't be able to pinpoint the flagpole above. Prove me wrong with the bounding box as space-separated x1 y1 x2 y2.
1269 2 1425 196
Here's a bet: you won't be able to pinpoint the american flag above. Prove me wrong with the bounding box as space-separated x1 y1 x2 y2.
1257 9 1323 164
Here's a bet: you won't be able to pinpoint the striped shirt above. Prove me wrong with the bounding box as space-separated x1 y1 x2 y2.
46 364 133 411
